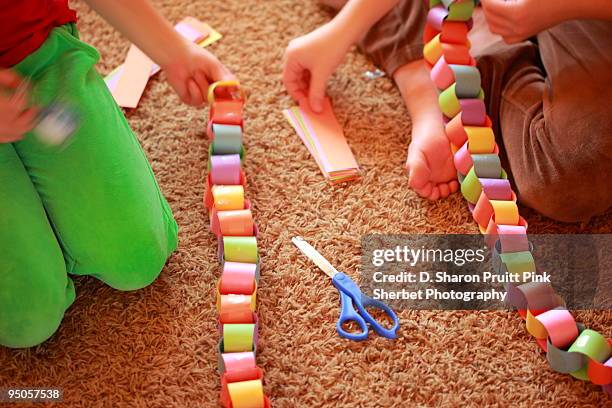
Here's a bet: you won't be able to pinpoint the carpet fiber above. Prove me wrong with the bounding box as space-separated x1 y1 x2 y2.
1 1 610 406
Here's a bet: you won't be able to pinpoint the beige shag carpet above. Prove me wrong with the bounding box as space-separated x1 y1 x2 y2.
1 1 610 406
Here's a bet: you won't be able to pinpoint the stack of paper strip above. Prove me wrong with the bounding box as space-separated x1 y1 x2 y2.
105 17 222 107
283 98 360 184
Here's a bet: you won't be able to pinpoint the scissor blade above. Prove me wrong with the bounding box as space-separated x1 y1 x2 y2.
291 236 338 279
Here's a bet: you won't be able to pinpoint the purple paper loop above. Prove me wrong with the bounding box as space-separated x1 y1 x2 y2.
210 154 242 185
480 179 512 200
497 225 530 253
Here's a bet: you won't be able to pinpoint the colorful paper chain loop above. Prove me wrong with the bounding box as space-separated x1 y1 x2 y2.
205 80 271 407
424 0 611 392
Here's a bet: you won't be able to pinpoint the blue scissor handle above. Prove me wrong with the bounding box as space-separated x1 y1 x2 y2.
332 272 400 341
336 290 369 341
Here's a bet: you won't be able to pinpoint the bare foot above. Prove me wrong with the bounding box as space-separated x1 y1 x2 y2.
394 60 459 200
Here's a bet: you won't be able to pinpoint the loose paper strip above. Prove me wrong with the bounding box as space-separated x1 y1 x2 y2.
283 108 327 175
110 44 154 108
105 17 222 102
283 98 360 184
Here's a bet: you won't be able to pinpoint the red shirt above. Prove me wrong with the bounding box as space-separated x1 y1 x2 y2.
0 0 77 67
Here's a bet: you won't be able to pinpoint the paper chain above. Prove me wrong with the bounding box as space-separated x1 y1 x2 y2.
423 0 611 393
204 80 271 407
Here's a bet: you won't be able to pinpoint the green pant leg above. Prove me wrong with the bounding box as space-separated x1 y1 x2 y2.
0 144 75 348
14 25 178 291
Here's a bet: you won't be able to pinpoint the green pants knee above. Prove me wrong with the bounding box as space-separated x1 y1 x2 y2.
0 25 178 348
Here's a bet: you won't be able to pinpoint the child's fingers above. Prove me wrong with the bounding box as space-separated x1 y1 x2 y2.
9 87 30 111
481 1 517 38
485 18 513 38
209 60 235 83
501 36 524 44
0 130 25 143
193 71 210 105
282 58 307 102
168 77 190 105
0 108 36 143
307 69 327 113
187 79 204 106
0 69 22 88
0 95 29 120
13 108 38 134
480 0 508 16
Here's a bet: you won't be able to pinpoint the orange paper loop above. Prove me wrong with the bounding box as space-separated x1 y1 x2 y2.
218 209 255 236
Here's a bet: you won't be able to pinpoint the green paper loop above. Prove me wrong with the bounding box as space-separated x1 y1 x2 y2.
499 251 536 275
223 236 258 263
447 0 475 21
439 84 461 118
223 323 255 352
212 124 243 154
568 329 611 362
439 84 485 118
460 167 481 204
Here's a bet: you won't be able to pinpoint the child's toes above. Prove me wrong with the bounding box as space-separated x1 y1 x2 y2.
415 182 433 198
438 183 450 198
427 185 441 201
406 151 431 190
449 180 459 193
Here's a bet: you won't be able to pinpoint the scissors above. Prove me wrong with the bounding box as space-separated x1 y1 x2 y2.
292 236 400 341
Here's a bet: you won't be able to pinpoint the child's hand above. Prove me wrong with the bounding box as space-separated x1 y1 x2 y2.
162 42 235 106
0 70 37 143
480 0 568 43
283 24 351 113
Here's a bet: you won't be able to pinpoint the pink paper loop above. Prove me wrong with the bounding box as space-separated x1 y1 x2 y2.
431 57 455 90
453 142 472 176
220 352 257 375
459 99 487 125
427 5 448 31
536 308 579 349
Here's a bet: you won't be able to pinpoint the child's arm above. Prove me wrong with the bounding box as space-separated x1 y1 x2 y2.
84 0 233 106
481 0 612 44
0 70 37 143
283 0 400 112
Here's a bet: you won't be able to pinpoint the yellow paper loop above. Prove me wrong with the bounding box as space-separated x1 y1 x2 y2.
465 126 495 154
213 185 245 211
227 379 265 408
526 310 549 339
490 200 519 225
